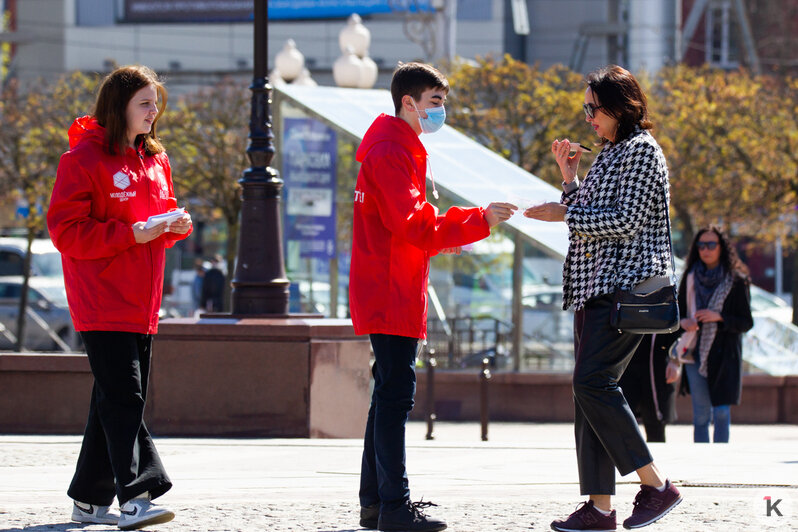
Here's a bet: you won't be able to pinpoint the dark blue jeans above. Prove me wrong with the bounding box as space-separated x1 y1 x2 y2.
684 362 731 442
359 334 418 511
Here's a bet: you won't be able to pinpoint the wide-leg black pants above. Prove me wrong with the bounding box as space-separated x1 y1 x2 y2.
67 331 172 505
573 294 654 495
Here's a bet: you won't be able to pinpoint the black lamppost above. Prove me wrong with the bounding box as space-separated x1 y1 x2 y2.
231 0 290 315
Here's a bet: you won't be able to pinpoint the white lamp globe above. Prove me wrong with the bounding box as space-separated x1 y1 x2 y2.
275 39 304 82
269 68 287 88
333 46 364 88
294 68 318 87
358 55 378 89
339 13 371 58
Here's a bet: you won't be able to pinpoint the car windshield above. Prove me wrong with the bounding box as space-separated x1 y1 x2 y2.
34 284 69 307
32 252 63 277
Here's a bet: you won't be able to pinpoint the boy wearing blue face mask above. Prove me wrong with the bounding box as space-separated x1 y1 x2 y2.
350 62 516 532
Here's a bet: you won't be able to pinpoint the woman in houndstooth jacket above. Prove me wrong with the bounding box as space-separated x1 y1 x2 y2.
525 65 682 531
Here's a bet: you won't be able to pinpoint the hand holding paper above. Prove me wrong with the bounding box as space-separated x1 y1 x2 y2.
133 208 191 243
143 208 187 229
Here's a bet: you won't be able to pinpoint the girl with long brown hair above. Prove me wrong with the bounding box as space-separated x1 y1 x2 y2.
48 65 191 530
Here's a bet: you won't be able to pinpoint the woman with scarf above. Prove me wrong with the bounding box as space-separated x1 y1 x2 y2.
674 226 753 443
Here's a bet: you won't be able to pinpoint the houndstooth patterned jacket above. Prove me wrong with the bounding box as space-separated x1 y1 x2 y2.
561 128 672 311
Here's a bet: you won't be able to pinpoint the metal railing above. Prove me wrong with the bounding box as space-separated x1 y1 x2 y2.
425 314 574 371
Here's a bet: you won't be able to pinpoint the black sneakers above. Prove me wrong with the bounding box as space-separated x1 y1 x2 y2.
377 499 447 532
360 503 379 529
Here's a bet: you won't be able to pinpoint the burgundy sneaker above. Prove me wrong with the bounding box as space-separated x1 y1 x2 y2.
551 500 617 531
622 479 682 529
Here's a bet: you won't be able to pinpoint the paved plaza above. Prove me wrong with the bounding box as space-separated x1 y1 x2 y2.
1 422 797 531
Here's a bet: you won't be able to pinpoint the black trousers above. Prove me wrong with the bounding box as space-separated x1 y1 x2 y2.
68 331 172 505
359 334 418 511
573 295 654 495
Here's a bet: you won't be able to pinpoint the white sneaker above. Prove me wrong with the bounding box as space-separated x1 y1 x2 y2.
118 493 175 530
72 500 121 524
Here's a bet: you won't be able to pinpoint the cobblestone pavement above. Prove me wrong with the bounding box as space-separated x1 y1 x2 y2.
1 422 797 531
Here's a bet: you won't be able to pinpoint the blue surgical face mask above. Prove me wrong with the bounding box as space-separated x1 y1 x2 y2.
413 101 446 134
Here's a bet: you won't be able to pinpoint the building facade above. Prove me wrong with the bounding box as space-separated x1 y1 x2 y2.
2 0 707 90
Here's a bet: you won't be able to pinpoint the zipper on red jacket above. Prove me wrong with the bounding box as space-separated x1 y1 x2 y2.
137 148 156 332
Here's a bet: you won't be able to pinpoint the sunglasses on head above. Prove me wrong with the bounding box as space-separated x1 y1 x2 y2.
582 103 604 119
696 241 719 251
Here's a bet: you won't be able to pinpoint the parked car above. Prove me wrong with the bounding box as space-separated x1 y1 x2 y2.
0 237 63 277
0 275 80 351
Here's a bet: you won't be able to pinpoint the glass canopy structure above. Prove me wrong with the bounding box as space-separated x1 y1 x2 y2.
273 84 798 376
274 84 573 371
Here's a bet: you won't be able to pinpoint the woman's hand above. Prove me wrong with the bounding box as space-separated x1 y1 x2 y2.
132 212 192 243
552 139 581 183
166 213 193 235
680 317 699 331
695 309 723 323
132 222 167 244
524 202 567 222
665 359 682 384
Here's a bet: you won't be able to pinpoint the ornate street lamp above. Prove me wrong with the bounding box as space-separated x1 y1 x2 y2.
230 0 289 315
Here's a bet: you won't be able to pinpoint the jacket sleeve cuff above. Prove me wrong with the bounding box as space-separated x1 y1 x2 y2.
562 178 579 194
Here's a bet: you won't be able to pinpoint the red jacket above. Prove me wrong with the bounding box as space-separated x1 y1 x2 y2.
47 116 191 334
349 114 490 339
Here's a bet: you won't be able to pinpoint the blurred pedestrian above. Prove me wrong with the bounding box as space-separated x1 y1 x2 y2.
201 254 225 312
675 226 753 443
48 65 191 530
619 332 680 442
350 61 516 532
525 64 682 531
192 258 206 313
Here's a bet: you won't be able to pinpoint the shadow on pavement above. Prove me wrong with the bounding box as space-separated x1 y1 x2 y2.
4 524 113 531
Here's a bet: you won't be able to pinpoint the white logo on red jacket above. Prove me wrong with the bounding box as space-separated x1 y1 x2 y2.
354 190 365 203
113 171 130 190
110 171 136 202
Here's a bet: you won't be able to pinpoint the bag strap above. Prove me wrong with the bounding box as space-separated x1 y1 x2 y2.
648 333 664 421
662 184 677 284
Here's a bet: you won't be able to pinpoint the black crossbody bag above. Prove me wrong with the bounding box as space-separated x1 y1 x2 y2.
609 184 680 334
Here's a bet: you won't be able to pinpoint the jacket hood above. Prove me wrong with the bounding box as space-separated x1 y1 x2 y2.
356 114 426 163
68 115 105 150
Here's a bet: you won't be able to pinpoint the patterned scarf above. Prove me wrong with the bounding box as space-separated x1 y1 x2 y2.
693 262 725 310
692 265 734 377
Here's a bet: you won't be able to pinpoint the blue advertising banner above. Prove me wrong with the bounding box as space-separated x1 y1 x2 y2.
123 0 432 23
283 118 337 259
271 0 432 20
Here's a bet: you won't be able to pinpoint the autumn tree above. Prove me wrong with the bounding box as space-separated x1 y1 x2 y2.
650 65 797 323
445 55 590 187
0 72 96 349
445 58 797 323
160 78 249 310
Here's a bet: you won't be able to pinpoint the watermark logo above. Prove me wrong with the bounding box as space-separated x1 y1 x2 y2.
764 496 783 517
750 489 792 528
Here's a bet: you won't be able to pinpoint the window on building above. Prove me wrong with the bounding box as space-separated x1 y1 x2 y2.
705 0 740 69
